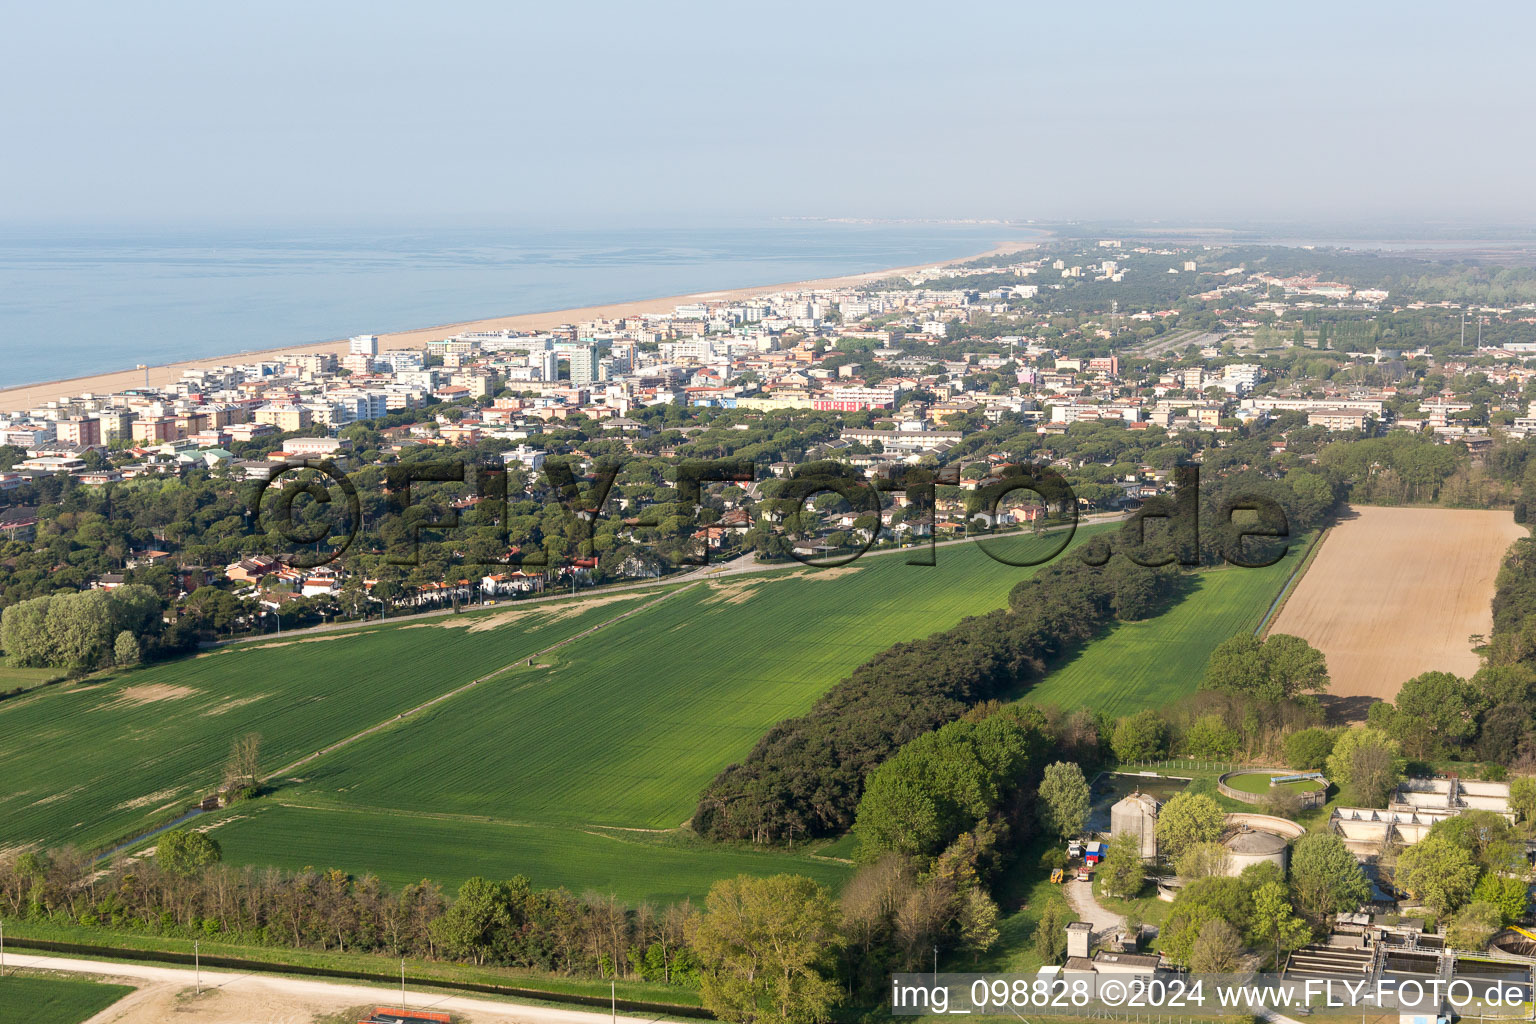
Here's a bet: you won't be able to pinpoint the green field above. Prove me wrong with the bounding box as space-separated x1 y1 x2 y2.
199 533 1101 895
0 591 659 852
276 549 1081 827
10 528 1099 901
1023 537 1311 717
0 974 134 1024
5 521 1312 904
0 660 61 691
209 802 851 902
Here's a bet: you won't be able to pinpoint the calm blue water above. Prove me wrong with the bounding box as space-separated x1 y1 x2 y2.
0 222 1031 387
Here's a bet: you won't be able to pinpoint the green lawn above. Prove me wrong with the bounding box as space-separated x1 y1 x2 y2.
0 974 134 1024
207 801 852 902
1023 539 1311 717
0 592 658 852
5 520 1304 914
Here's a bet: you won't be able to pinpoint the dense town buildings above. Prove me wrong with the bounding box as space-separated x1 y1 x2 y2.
5 241 1533 599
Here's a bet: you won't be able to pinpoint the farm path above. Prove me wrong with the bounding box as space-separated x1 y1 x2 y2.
12 954 643 1024
261 583 701 785
1062 878 1125 943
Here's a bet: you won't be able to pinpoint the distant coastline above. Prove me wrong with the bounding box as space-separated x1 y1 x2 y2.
0 238 1036 416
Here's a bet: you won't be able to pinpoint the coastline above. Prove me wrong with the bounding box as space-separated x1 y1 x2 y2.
0 239 1035 416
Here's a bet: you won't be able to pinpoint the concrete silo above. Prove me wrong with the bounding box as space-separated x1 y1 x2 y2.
1110 792 1160 859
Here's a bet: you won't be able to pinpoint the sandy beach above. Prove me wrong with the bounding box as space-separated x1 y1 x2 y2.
0 239 1036 416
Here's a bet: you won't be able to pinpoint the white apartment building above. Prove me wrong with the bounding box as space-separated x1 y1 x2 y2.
1223 364 1262 388
502 444 547 472
1244 396 1386 417
395 369 442 390
425 338 478 358
840 428 962 453
330 389 390 421
530 347 559 382
662 339 717 362
567 344 601 386
378 350 424 373
1420 399 1474 428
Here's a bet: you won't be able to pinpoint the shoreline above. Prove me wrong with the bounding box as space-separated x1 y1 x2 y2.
0 238 1037 415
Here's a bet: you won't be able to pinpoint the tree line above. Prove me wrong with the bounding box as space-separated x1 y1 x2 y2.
0 583 176 676
0 841 697 983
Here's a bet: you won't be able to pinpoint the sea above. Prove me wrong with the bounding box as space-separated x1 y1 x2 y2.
0 221 1032 388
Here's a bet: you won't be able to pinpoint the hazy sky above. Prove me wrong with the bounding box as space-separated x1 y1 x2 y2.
5 1 1533 227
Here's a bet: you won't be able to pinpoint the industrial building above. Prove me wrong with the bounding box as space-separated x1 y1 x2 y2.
1331 777 1514 857
1283 916 1533 1010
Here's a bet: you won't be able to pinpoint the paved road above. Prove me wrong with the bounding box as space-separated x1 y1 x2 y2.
11 953 675 1024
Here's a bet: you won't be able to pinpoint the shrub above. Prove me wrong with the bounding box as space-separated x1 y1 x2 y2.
1032 901 1070 965
1112 710 1168 763
1446 901 1503 949
1184 714 1241 759
1284 727 1337 770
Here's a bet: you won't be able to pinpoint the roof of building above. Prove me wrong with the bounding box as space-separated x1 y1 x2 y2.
1093 951 1163 969
0 505 40 527
357 1010 452 1024
1223 828 1289 855
1112 792 1161 815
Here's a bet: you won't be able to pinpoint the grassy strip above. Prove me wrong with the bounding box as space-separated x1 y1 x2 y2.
1256 524 1330 637
0 919 706 1013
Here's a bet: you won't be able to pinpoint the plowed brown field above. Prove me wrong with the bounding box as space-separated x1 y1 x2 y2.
1267 506 1524 702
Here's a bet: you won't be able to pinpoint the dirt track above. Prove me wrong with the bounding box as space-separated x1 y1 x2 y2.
1267 506 1524 705
13 954 655 1024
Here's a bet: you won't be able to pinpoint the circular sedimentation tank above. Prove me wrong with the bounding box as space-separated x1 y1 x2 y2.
1217 769 1328 808
1222 826 1290 874
1492 930 1536 958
